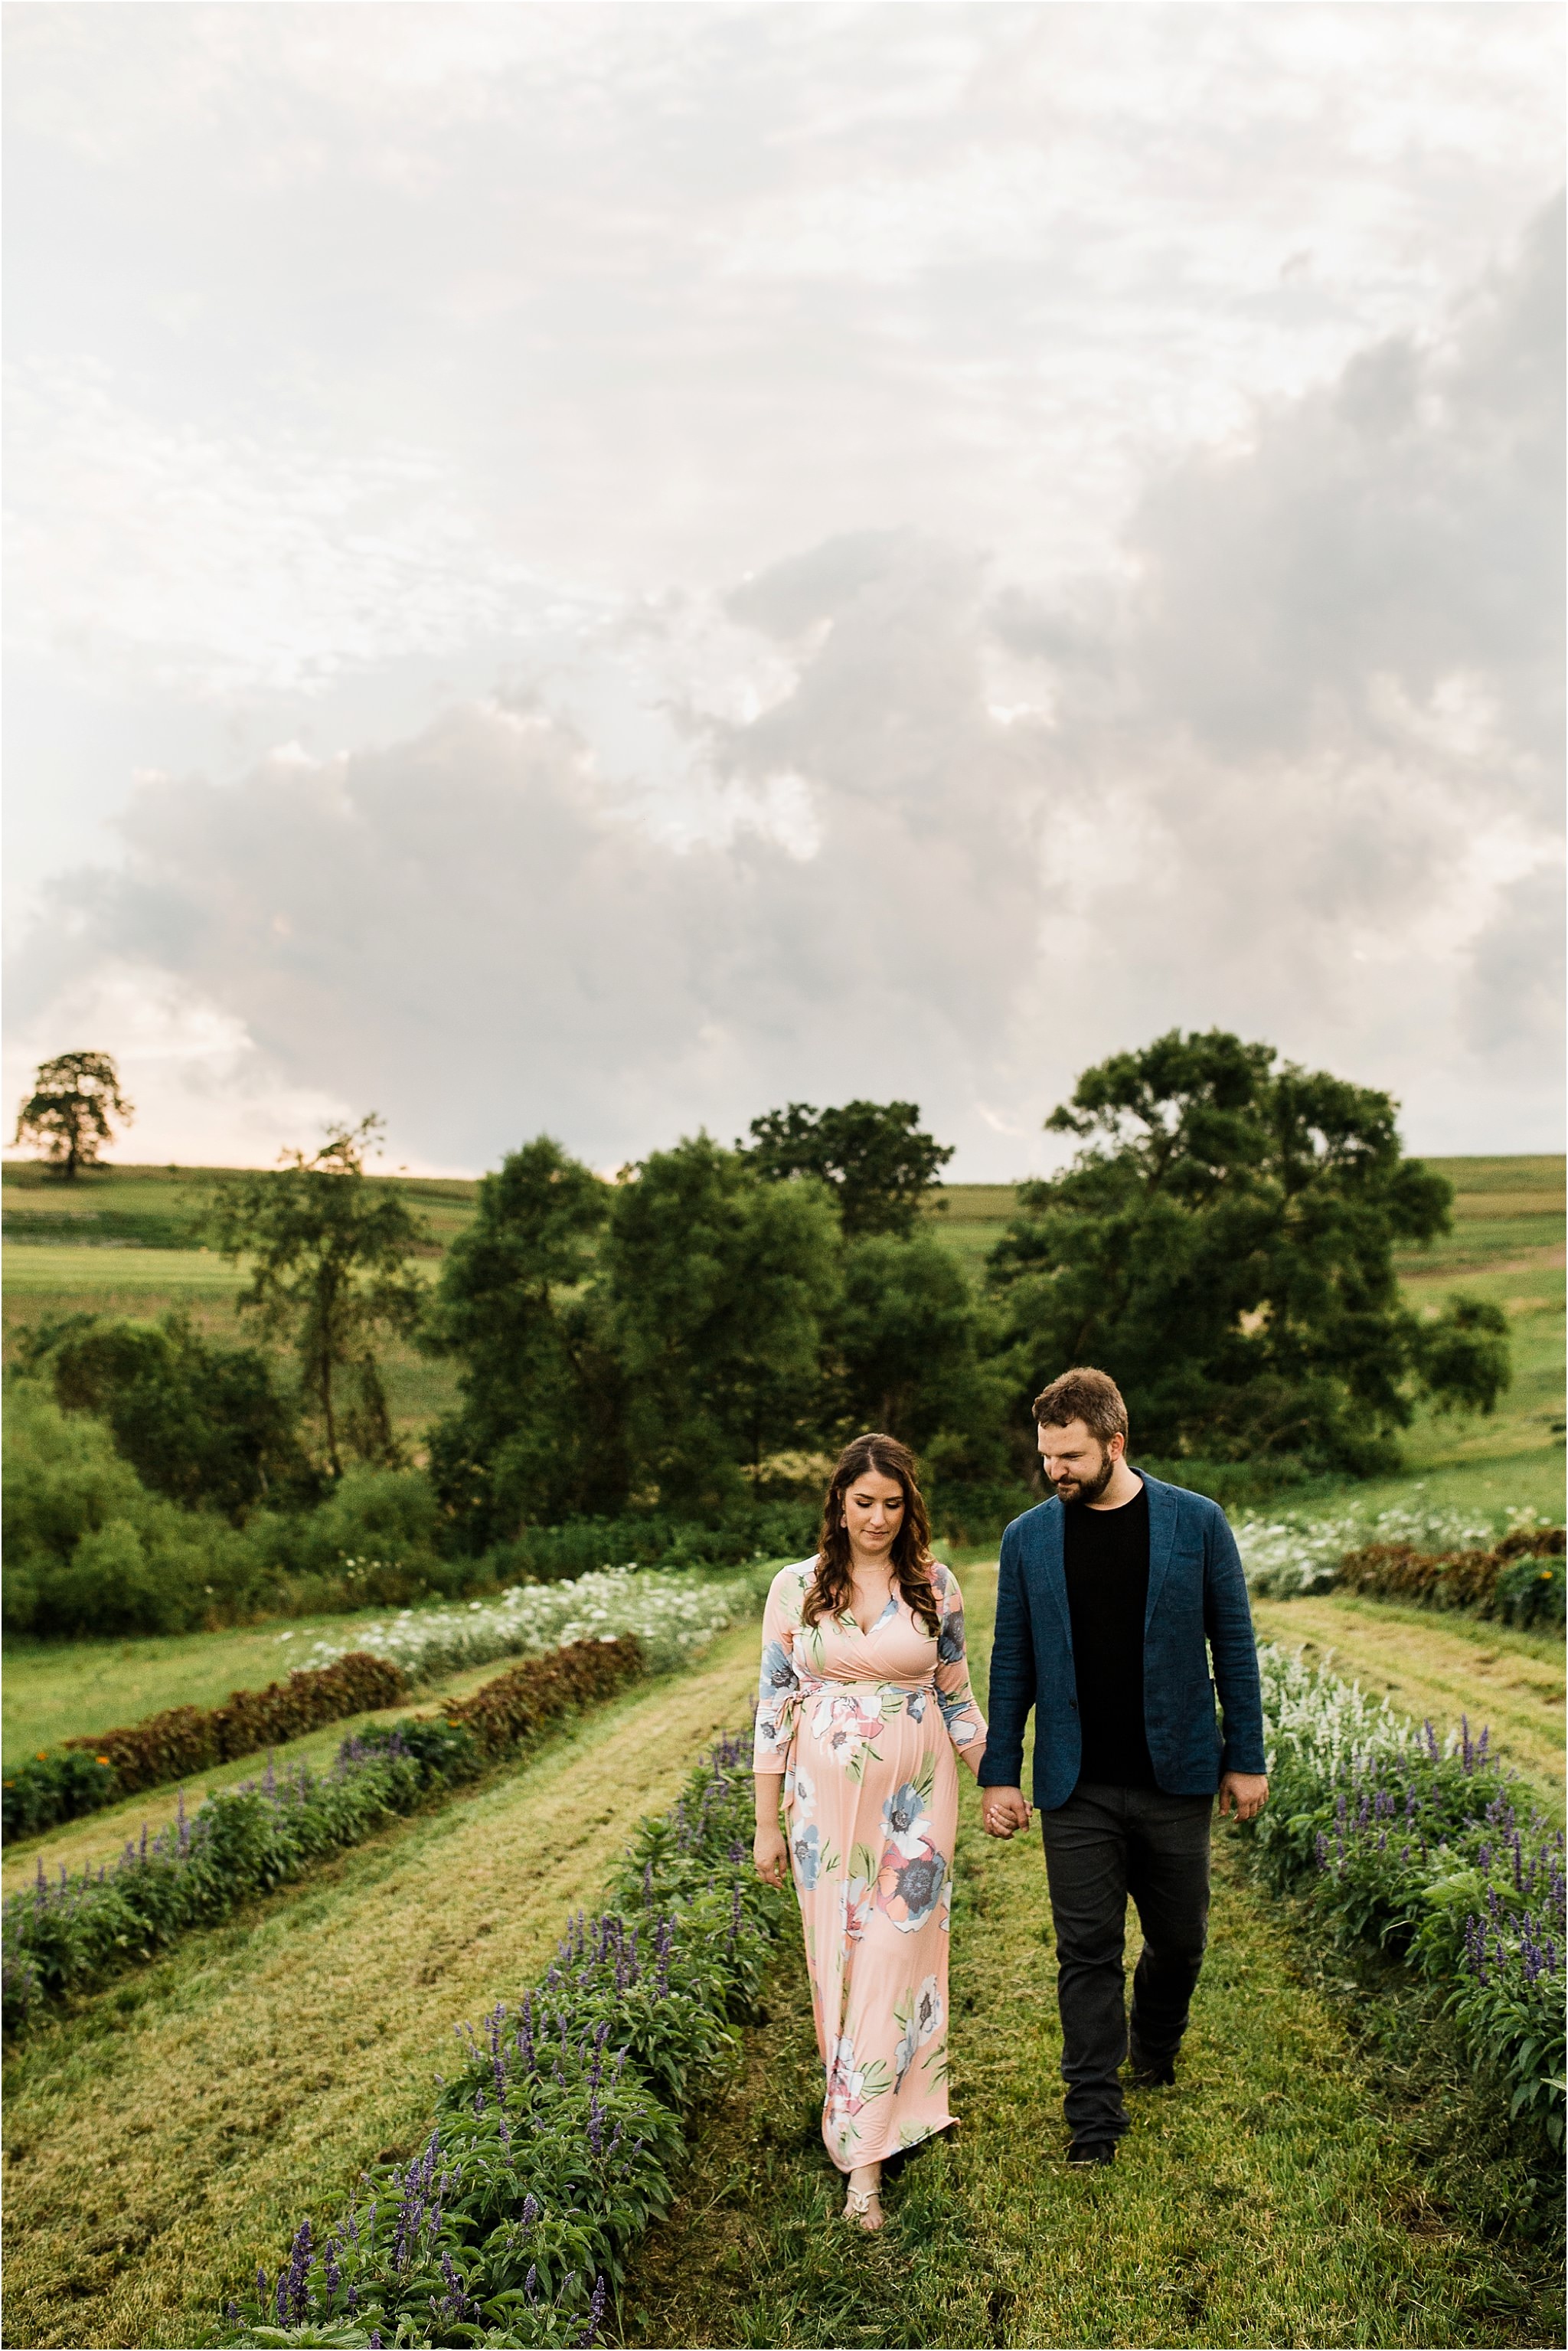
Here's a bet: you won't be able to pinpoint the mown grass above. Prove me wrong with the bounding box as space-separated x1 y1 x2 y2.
1252 1593 1564 1804
1 1623 761 2351
619 1853 1554 2349
618 1569 1560 2351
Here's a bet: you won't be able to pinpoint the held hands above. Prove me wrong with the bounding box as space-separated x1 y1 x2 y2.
753 1825 789 1888
1218 1771 1269 1823
981 1787 1032 1839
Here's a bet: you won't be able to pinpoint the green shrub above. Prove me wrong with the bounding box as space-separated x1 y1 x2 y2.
22 1310 317 1520
1 1748 119 1841
1494 1552 1566 1630
2 1380 269 1637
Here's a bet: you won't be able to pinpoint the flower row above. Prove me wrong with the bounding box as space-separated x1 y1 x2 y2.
296 1565 753 1684
1246 1645 1566 2150
225 1733 786 2349
2 1638 644 2034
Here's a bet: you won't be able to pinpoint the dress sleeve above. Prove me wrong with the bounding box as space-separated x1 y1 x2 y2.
753 1568 805 1771
933 1566 988 1777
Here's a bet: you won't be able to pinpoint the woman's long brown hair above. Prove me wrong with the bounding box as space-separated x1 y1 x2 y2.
803 1433 940 1637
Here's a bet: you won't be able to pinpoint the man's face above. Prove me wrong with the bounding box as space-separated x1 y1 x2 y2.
1037 1417 1120 1504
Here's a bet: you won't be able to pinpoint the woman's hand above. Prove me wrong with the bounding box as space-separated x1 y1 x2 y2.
753 1823 790 1888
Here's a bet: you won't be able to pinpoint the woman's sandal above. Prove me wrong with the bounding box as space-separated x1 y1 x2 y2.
844 2183 884 2231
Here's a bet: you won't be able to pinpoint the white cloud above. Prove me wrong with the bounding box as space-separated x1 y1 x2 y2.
3 15 1563 1172
8 196 1561 1173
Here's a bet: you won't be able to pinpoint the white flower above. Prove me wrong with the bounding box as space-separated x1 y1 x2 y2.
299 1563 746 1686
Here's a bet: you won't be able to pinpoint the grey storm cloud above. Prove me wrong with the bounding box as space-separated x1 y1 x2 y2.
7 198 1563 1171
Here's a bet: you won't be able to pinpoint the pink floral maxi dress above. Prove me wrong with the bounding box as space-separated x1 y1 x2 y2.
753 1560 988 2171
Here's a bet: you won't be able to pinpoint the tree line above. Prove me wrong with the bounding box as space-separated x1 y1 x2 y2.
13 1034 1511 1555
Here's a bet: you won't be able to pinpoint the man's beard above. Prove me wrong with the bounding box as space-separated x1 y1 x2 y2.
1052 1448 1115 1506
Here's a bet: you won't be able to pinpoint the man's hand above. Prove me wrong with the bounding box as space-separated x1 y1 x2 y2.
1217 1771 1269 1823
982 1786 1032 1838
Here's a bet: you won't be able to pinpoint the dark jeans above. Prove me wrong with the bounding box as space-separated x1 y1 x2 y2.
1039 1780 1213 2142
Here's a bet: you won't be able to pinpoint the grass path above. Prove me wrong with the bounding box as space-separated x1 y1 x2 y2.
619 1575 1553 2351
2 1627 760 2351
1252 1594 1564 1800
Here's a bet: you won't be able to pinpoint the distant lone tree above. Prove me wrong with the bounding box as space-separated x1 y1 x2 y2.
742 1100 954 1238
210 1116 426 1480
13 1051 133 1179
988 1028 1511 1476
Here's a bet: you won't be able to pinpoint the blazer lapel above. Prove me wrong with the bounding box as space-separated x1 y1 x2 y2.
1143 1473 1179 1629
1031 1498 1073 1654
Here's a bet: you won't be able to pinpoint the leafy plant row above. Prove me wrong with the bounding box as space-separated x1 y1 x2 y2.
4 1651 408 1843
225 1731 783 2349
1336 1529 1566 1629
2 1637 645 2032
1244 1646 1566 2153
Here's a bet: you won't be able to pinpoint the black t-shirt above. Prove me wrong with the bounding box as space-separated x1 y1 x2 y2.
1062 1480 1155 1789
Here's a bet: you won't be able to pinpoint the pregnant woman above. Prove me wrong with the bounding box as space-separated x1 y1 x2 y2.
753 1433 988 2232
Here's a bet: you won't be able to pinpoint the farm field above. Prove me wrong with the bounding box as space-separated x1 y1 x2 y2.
5 1573 1555 2350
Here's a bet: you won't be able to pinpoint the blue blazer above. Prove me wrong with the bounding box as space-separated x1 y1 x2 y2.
978 1473 1266 1812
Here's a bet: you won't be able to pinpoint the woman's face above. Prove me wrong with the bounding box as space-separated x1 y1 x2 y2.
842 1467 906 1559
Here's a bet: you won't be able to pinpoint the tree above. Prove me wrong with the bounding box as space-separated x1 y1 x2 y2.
988 1029 1510 1476
21 1311 314 1521
829 1233 1012 1478
602 1134 841 1511
209 1117 426 1479
742 1100 954 1238
421 1137 622 1546
14 1051 133 1179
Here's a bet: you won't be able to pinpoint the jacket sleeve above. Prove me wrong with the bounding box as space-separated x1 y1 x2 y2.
1202 1507 1267 1777
977 1524 1036 1789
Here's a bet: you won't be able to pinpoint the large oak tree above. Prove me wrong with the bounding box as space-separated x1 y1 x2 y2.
988 1029 1510 1475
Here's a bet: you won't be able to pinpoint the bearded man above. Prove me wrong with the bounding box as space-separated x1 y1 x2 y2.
978 1365 1267 2166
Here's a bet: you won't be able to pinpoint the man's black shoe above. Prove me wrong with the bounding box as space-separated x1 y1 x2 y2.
1129 2056 1176 2088
1067 2138 1116 2167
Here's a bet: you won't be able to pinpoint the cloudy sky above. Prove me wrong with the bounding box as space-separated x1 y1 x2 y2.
5 3 1563 1177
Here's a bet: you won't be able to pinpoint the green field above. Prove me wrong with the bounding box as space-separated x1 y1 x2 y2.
4 1579 1557 2350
